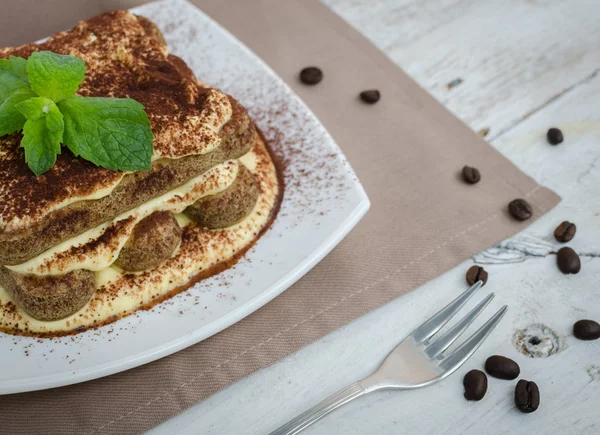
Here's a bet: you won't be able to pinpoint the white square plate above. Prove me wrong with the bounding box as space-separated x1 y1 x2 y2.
0 0 369 394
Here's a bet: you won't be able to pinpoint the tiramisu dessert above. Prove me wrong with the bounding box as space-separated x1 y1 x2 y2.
0 11 282 336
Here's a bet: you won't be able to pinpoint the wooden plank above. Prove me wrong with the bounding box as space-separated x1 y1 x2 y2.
323 0 600 139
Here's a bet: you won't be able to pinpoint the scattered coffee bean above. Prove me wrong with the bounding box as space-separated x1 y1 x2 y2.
299 67 323 85
447 78 463 90
359 90 381 104
463 369 488 401
485 355 520 380
466 265 488 286
556 247 581 274
462 166 481 184
508 198 533 221
554 221 576 243
547 127 563 145
514 379 540 413
573 320 600 341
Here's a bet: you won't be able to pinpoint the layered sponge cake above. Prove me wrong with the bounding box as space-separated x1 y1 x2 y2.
0 11 282 335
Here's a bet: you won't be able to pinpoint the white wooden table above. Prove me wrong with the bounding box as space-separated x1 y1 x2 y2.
150 1 600 433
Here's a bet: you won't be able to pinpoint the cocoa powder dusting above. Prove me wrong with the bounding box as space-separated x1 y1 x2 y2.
0 11 233 231
0 134 282 338
0 7 357 343
36 217 136 274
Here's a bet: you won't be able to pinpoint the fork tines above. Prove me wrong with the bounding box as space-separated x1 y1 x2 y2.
413 280 507 371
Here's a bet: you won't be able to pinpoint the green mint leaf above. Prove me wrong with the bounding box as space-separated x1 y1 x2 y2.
27 51 86 102
20 102 64 176
58 96 153 171
16 96 56 121
0 89 36 135
0 56 29 84
0 58 36 135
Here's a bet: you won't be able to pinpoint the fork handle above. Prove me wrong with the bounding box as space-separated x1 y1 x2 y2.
269 382 367 435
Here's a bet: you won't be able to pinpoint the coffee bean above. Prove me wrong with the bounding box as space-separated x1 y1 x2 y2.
508 198 533 221
514 379 540 413
462 166 481 184
485 355 520 380
573 320 600 340
547 127 563 145
554 221 576 243
299 67 323 85
463 369 487 401
466 265 488 286
359 90 381 104
556 247 581 274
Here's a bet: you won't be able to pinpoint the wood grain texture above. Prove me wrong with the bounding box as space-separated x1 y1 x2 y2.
149 1 600 434
325 0 600 140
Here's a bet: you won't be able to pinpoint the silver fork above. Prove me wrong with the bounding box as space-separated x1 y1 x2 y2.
270 281 506 435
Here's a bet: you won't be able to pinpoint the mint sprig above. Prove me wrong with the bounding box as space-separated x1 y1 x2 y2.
0 51 153 175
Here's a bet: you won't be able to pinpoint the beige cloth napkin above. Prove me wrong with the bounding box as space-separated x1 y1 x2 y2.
0 1 559 434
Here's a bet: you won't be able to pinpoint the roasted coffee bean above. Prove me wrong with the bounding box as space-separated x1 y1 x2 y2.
359 89 381 104
547 127 564 145
556 247 581 274
463 369 487 401
573 320 600 341
466 265 488 286
508 198 533 221
514 379 540 413
462 166 481 184
554 221 576 243
485 355 520 380
299 67 323 85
